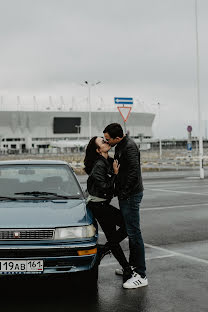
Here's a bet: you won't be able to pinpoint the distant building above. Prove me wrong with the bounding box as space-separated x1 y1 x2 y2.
0 110 155 153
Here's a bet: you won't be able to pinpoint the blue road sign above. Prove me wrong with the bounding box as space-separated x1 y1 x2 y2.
114 97 133 105
187 143 192 151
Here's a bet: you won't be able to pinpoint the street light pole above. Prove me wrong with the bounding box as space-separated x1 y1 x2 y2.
75 125 81 140
195 0 204 179
152 102 162 159
83 81 101 140
158 102 162 159
88 84 91 140
75 125 81 153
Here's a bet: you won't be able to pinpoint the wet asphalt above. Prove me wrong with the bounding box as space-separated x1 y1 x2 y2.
1 169 208 312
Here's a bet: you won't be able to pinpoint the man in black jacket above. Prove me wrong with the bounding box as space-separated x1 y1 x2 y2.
103 123 148 289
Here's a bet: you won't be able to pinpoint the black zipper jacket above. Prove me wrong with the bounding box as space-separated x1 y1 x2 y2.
114 135 143 200
87 156 116 201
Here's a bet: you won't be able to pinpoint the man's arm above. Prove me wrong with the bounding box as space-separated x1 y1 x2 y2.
123 143 140 198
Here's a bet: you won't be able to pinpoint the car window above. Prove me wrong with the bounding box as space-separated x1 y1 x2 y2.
0 164 82 197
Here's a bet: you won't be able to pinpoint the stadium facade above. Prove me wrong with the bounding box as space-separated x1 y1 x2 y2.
0 110 155 153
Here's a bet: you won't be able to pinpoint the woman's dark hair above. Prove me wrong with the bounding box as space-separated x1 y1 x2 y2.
84 136 100 175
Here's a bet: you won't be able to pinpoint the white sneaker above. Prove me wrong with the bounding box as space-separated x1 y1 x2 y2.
123 273 148 289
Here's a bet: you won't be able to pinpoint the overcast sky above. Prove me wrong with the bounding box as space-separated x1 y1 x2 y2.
0 0 208 139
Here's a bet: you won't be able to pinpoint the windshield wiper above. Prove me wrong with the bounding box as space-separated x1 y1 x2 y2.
0 196 17 201
15 191 81 199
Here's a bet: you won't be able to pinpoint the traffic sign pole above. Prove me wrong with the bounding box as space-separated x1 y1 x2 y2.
123 104 126 134
187 125 192 157
195 0 204 179
123 118 126 134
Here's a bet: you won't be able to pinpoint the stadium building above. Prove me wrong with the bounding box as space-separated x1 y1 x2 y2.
0 97 155 153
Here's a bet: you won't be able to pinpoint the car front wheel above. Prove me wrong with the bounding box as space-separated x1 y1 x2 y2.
75 264 98 291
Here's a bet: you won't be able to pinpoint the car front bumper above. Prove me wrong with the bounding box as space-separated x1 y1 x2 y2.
0 240 98 275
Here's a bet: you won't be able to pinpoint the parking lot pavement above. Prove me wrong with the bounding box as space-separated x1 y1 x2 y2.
77 168 208 183
97 252 208 312
1 172 207 312
77 173 208 312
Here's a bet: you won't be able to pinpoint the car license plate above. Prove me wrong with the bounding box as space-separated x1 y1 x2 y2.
0 260 43 274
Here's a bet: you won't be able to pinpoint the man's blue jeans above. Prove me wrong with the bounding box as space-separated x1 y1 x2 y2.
119 192 146 277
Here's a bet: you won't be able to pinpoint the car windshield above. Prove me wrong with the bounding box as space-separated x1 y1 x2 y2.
0 164 82 198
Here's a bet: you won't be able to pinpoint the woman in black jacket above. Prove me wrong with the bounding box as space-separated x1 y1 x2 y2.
84 136 132 280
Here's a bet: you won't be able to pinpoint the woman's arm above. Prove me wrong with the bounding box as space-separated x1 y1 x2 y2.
91 161 117 191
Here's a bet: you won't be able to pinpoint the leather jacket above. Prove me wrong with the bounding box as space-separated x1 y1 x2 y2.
114 135 143 200
87 156 116 201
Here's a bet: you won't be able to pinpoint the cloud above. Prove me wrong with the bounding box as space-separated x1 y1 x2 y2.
0 0 207 138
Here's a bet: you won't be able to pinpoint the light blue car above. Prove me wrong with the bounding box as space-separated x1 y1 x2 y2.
0 160 98 286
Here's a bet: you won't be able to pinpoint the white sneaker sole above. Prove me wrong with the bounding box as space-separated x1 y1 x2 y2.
123 279 148 289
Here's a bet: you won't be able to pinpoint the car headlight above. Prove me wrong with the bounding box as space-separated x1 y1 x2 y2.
54 225 96 240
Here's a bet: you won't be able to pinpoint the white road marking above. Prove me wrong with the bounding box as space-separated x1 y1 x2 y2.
140 202 208 211
98 202 208 214
145 188 208 196
145 243 208 265
145 181 206 186
185 177 203 180
98 231 105 235
100 254 175 267
98 232 208 264
145 184 208 190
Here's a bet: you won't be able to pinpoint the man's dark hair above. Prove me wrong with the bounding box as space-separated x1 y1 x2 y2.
103 123 123 139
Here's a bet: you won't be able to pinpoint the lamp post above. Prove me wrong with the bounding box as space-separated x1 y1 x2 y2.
0 96 3 110
82 81 101 139
75 125 81 153
33 96 38 111
75 125 81 139
195 0 204 179
152 102 162 159
158 102 162 159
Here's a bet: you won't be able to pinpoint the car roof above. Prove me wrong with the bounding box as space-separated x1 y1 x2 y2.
0 159 70 166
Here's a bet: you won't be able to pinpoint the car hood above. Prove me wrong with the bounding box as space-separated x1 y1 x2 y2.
0 200 89 228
